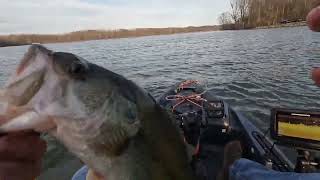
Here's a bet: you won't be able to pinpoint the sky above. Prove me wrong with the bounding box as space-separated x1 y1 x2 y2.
0 0 230 35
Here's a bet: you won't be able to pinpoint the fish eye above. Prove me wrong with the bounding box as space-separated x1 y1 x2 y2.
69 62 86 75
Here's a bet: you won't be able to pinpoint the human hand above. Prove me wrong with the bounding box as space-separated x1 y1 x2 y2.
312 68 320 87
307 6 320 32
0 131 47 180
308 6 320 85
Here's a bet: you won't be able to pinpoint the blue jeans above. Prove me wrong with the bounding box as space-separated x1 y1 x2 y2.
230 158 320 180
72 158 320 180
72 166 88 180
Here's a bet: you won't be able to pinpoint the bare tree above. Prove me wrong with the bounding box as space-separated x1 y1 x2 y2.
228 0 319 29
230 0 240 23
218 12 234 30
239 0 250 27
218 12 232 25
230 0 250 28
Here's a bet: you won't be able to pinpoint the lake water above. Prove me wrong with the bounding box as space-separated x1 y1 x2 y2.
0 26 320 179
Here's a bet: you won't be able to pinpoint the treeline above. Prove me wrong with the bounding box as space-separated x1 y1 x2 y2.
219 0 320 29
0 26 219 46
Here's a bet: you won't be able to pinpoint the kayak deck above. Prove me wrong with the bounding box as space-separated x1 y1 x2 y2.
158 80 293 179
158 81 244 179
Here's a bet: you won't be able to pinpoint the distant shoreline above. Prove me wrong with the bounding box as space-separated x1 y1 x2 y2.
0 41 27 47
0 23 307 48
0 26 220 48
255 21 307 30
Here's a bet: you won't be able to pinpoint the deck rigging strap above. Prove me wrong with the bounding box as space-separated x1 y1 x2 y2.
165 80 208 155
165 93 207 112
166 80 207 112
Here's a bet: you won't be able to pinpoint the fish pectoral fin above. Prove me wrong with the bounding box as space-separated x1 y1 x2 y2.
86 169 105 180
90 128 130 157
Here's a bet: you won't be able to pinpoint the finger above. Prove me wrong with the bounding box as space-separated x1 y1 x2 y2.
307 6 320 32
0 160 42 180
312 68 320 86
0 132 47 161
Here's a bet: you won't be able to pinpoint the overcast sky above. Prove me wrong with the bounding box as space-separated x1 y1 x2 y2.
0 0 230 34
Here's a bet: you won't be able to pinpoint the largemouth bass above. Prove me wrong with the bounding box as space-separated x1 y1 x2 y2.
0 45 196 180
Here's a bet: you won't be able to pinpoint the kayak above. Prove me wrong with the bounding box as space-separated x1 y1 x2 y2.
158 80 294 180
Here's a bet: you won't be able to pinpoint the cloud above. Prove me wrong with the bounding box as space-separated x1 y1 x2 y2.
0 0 229 34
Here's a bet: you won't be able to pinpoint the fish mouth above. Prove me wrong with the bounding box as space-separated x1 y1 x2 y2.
3 44 51 106
0 110 57 133
0 44 58 133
